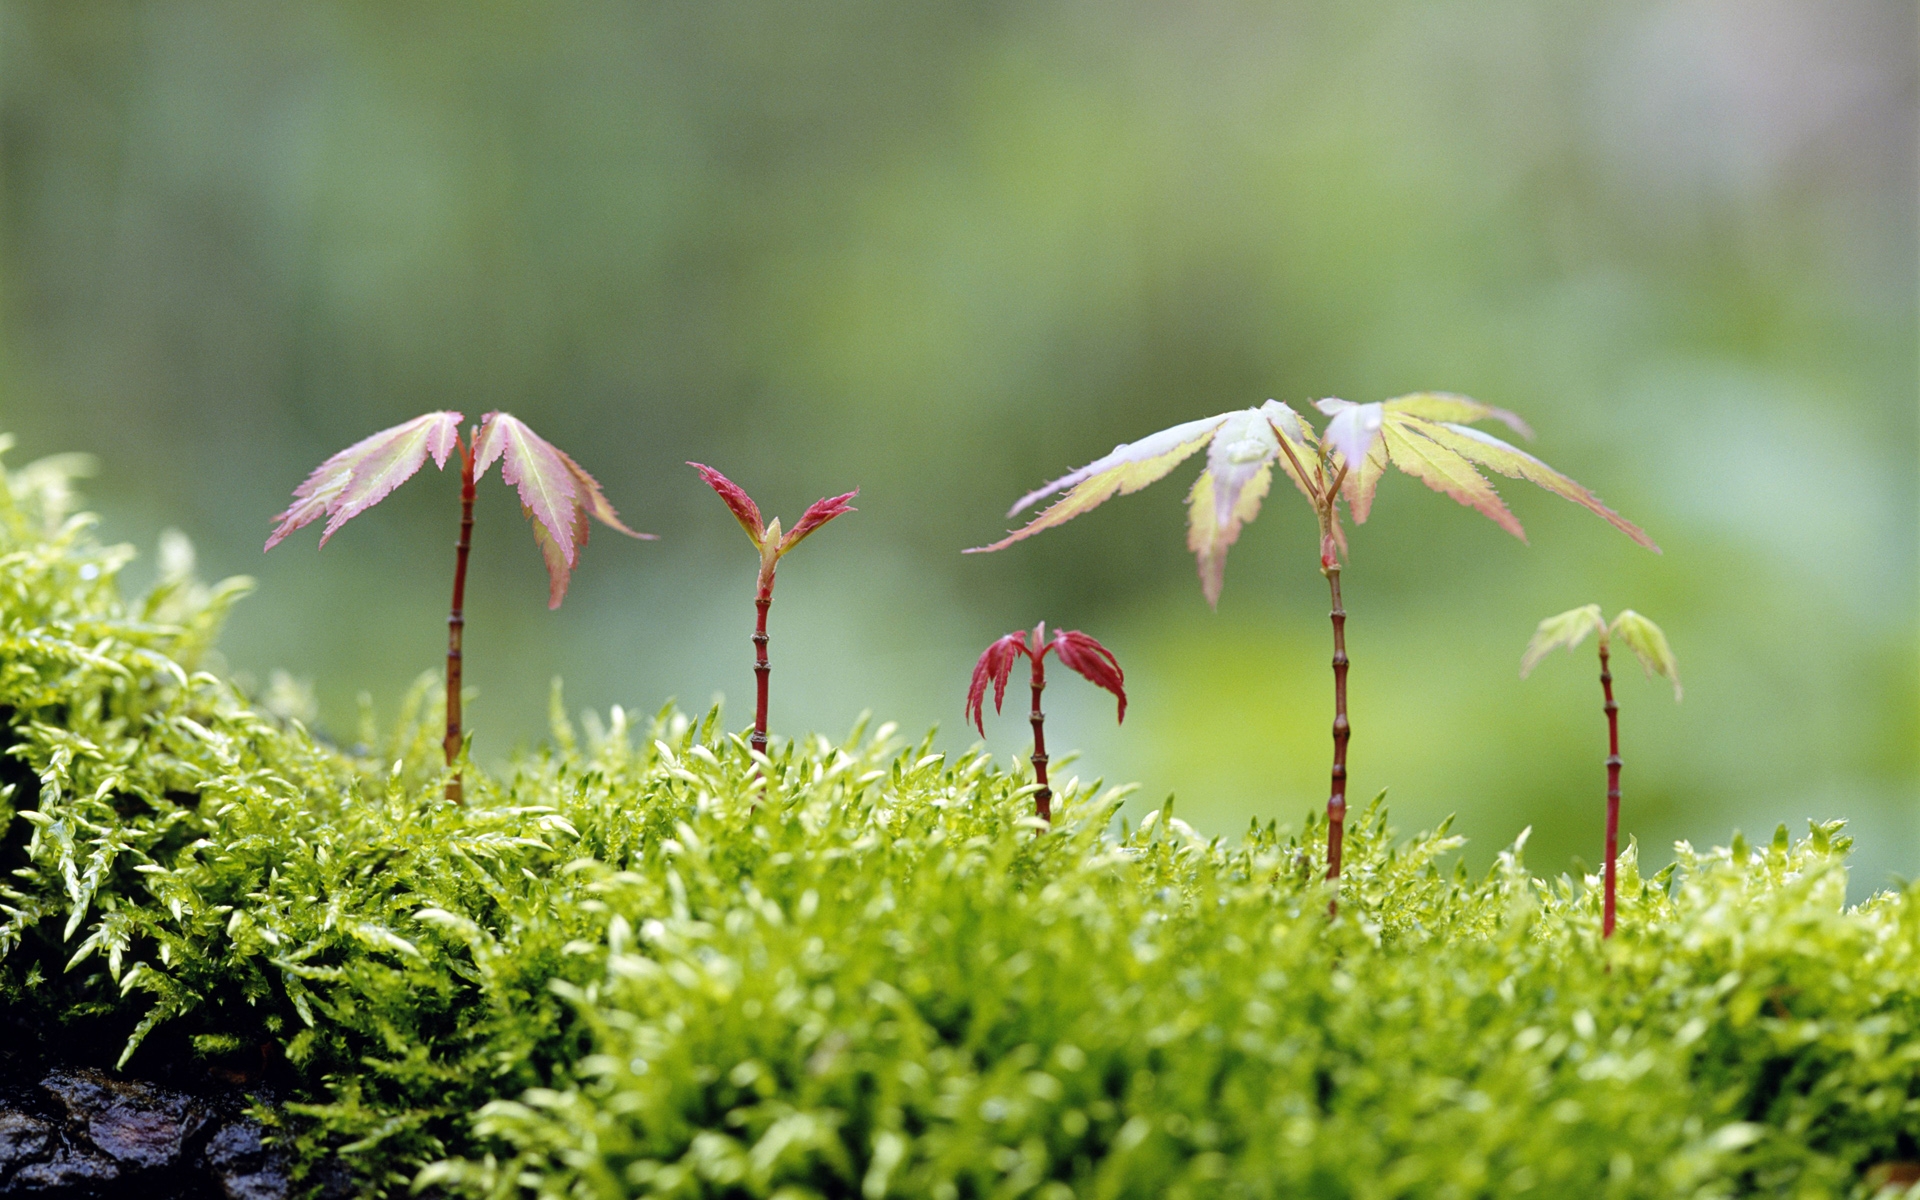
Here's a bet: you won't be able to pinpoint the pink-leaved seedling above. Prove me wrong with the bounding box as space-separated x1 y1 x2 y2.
1522 605 1680 938
965 622 1126 825
970 394 1656 901
689 464 856 758
267 411 651 800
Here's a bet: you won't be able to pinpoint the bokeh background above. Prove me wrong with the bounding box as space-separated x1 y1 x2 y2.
2 2 1914 888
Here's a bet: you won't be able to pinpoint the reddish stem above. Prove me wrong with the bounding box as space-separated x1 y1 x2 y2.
1325 566 1350 901
444 439 476 803
1600 643 1621 938
1028 652 1050 826
752 585 772 757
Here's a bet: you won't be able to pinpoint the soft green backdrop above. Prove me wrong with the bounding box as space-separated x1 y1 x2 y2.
3 2 1913 887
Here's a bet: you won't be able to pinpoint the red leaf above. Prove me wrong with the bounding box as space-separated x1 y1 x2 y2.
777 489 858 555
1051 630 1127 723
965 632 1026 737
689 462 766 546
266 411 462 550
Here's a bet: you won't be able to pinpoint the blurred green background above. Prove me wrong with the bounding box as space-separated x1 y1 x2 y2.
2 2 1913 887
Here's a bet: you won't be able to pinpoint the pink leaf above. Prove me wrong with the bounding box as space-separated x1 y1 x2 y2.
1051 630 1126 723
475 412 646 607
558 448 653 541
524 502 588 609
265 411 462 551
689 462 766 547
777 489 858 556
965 632 1026 736
474 414 581 570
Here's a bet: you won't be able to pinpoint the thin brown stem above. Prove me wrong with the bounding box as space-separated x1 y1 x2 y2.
444 441 476 803
1273 429 1321 507
1325 566 1350 901
1600 643 1621 938
1325 461 1349 505
752 591 772 757
1029 653 1050 827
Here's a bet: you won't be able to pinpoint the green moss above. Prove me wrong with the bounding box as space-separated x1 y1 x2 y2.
2 441 1918 1198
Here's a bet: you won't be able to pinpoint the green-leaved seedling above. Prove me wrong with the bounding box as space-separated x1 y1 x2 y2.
268 411 651 798
1523 605 1681 937
971 394 1656 898
965 622 1126 824
690 463 856 757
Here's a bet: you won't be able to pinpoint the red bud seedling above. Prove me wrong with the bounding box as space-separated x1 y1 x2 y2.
1522 605 1681 938
965 623 1126 825
689 464 856 758
267 411 650 800
971 394 1656 902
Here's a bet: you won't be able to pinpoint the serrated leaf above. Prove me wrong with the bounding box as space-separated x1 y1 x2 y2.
1187 462 1273 610
475 413 649 608
1418 421 1658 551
1051 630 1126 723
265 411 462 550
1384 392 1534 439
475 413 581 567
1610 609 1682 700
556 445 650 542
690 463 766 547
965 633 1026 737
525 504 587 609
969 414 1229 553
1383 423 1526 540
777 490 858 555
1340 431 1392 525
1520 605 1606 678
1328 393 1520 522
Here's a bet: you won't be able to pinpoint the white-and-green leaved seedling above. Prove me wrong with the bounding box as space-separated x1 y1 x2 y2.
971 394 1658 898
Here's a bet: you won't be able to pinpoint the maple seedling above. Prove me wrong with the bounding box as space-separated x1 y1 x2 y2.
965 623 1126 825
970 393 1656 896
267 411 651 800
690 464 856 759
1522 605 1680 939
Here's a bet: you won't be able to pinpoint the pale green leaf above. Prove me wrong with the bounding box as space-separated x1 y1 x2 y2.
1520 604 1605 677
1610 609 1682 699
1419 421 1659 551
1341 432 1392 524
969 414 1227 552
1187 461 1273 609
1383 392 1534 439
1382 422 1525 540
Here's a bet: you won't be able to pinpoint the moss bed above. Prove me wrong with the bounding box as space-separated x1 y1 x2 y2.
3 447 1920 1198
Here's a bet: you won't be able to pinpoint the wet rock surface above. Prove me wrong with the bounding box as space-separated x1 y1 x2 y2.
0 1066 297 1199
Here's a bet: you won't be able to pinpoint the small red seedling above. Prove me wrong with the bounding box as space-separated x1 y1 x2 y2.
268 411 651 799
966 623 1126 825
1522 605 1680 938
689 464 856 758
